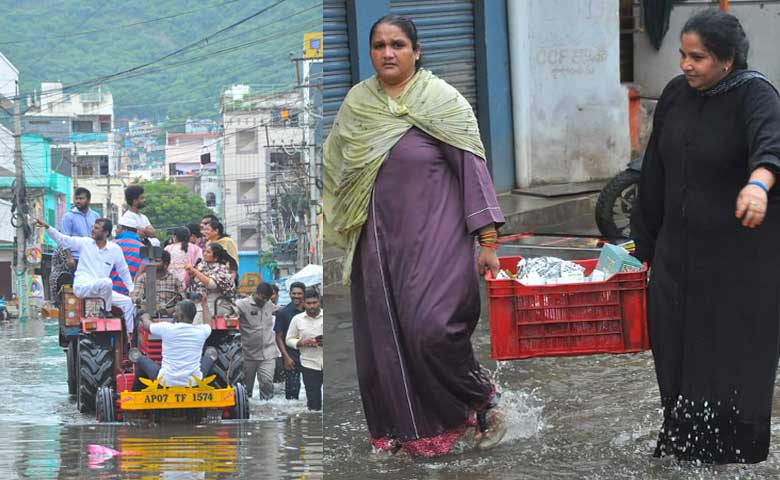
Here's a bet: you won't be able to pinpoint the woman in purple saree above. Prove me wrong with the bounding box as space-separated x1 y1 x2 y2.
324 15 507 456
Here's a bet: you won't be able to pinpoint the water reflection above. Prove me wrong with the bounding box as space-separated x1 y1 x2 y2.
0 316 323 479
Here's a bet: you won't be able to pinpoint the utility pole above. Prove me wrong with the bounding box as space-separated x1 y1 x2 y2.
291 32 323 267
105 172 112 222
13 82 29 320
256 210 264 269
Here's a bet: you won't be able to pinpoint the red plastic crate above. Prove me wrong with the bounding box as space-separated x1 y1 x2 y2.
487 256 649 360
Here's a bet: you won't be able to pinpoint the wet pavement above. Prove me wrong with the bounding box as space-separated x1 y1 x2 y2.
324 233 780 479
0 315 323 479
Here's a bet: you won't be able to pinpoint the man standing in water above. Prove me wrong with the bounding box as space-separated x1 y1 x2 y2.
274 281 306 400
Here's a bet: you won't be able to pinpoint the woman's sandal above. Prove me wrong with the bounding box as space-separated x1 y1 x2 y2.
475 393 507 450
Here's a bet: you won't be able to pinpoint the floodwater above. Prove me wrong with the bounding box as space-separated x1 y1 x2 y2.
324 241 780 479
0 315 323 479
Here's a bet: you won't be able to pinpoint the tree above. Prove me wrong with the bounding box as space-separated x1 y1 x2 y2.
136 179 215 242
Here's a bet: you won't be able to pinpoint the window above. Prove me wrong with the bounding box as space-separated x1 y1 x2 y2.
77 163 94 176
237 180 258 204
100 121 111 133
238 227 259 251
205 192 216 207
50 147 72 177
77 155 109 176
269 151 301 169
72 120 93 133
236 129 258 154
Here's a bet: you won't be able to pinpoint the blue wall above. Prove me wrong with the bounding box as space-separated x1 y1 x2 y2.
237 253 274 284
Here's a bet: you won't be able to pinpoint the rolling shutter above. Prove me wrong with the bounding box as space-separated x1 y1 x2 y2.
324 0 351 134
390 0 478 115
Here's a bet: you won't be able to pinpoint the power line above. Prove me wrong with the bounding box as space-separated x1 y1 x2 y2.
16 12 321 122
12 0 297 104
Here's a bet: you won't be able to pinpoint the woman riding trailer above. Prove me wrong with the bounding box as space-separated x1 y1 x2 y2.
633 9 780 464
165 226 202 285
324 15 506 456
202 219 239 276
184 242 237 322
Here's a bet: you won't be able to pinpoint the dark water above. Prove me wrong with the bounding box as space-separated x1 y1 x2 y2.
0 316 323 479
324 279 780 480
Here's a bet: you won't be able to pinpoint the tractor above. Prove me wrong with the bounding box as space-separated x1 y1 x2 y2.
90 246 248 422
58 246 246 419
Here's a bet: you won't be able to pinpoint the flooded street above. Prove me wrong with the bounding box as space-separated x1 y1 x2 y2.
324 240 780 479
0 316 323 479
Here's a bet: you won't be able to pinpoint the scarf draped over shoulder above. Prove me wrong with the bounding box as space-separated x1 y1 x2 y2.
324 69 486 284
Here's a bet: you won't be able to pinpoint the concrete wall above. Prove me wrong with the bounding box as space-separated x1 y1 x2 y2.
508 0 630 186
634 1 780 98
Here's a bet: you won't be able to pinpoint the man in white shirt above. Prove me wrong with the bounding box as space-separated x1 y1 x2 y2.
36 217 136 339
129 299 217 390
286 288 323 411
121 185 160 247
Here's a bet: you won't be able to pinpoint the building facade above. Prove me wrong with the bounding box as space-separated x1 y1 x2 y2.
0 134 72 246
164 132 221 214
24 82 119 220
220 86 305 278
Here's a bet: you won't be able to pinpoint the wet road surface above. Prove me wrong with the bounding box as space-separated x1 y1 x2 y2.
0 315 323 479
324 239 780 479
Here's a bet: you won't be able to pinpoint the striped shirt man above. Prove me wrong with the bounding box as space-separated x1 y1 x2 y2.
110 230 145 295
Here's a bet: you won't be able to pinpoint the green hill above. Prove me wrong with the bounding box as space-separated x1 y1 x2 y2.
0 0 321 122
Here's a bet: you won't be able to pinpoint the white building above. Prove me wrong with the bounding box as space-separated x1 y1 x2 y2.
165 132 220 213
24 82 119 220
220 86 304 267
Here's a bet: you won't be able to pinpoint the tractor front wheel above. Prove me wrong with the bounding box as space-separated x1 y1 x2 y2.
230 383 250 420
96 386 117 422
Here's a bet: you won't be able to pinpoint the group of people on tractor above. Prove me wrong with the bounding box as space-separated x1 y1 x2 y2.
39 185 323 408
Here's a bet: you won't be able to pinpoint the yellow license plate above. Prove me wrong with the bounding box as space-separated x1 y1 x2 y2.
120 387 235 410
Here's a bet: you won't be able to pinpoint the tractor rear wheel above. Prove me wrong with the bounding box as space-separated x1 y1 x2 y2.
78 336 114 413
95 386 116 422
212 336 244 388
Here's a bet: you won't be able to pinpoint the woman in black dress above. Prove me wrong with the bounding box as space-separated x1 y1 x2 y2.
634 9 780 464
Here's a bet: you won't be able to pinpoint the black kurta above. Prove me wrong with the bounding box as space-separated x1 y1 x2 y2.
634 73 780 464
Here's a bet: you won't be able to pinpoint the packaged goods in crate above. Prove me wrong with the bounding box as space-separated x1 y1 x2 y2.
595 243 643 279
486 255 648 360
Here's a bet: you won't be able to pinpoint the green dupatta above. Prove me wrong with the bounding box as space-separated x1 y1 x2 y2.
324 69 486 284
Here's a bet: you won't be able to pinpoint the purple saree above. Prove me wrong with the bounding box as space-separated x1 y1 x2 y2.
350 127 505 456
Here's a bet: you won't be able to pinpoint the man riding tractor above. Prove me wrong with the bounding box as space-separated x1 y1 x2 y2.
128 299 218 392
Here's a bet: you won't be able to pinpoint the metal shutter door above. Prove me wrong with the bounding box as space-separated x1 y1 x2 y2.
324 0 351 135
390 0 478 115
